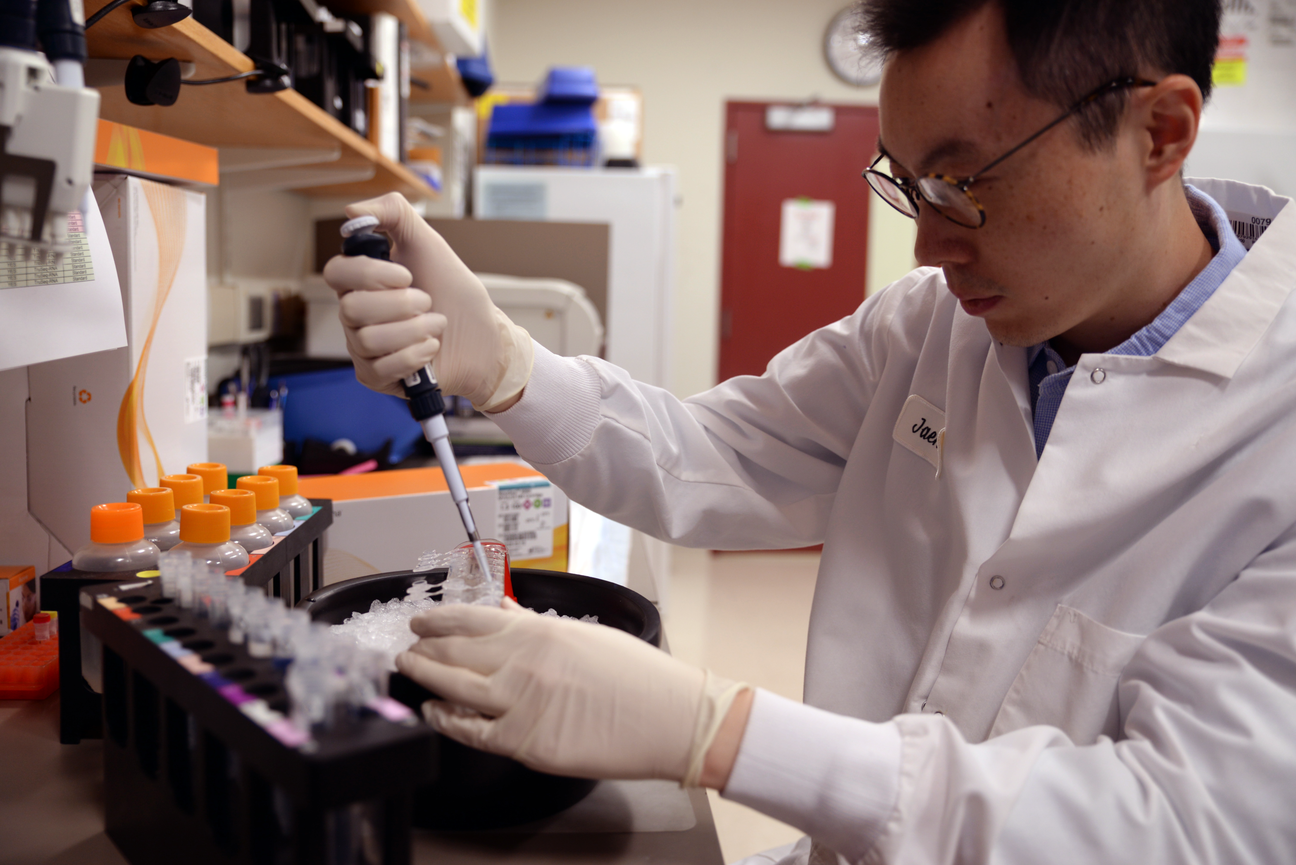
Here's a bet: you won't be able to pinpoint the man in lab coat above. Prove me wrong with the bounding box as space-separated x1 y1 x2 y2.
325 0 1296 861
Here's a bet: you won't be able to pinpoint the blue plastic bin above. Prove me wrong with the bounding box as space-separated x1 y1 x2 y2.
539 66 598 104
485 102 598 166
278 367 424 463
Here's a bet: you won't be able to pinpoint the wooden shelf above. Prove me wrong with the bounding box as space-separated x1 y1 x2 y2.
325 0 439 51
84 0 439 200
410 55 472 106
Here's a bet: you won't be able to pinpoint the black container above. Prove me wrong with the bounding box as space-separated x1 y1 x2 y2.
43 500 332 744
83 576 435 865
299 568 662 830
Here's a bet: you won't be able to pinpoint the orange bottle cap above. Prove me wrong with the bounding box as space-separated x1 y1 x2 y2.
258 464 298 496
187 463 229 495
237 474 280 510
90 502 145 544
159 474 204 508
179 503 231 544
127 487 176 524
209 489 257 526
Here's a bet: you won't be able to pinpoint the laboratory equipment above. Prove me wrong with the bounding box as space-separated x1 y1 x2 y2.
186 461 229 502
441 539 511 606
339 215 494 583
71 503 161 572
40 498 331 744
82 577 433 865
235 474 295 534
210 488 274 553
0 0 99 256
257 464 313 518
301 566 660 829
474 165 677 388
170 503 251 571
159 473 204 509
126 487 181 551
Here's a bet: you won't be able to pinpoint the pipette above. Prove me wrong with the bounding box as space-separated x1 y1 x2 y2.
339 215 493 583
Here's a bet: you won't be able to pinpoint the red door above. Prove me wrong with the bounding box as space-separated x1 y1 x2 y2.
718 102 880 381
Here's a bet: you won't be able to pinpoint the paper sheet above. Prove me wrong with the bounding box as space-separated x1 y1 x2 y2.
0 202 127 371
779 198 836 270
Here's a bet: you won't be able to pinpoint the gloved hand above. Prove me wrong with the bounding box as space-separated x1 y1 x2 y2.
321 193 533 411
395 599 750 785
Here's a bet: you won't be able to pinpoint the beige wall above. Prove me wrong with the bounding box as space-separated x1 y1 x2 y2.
491 0 917 398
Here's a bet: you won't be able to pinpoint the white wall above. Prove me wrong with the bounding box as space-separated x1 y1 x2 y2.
490 0 916 398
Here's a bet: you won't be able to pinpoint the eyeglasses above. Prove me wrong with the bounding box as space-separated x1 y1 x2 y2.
863 76 1159 229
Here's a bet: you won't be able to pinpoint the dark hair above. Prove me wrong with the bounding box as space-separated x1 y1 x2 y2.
857 0 1221 149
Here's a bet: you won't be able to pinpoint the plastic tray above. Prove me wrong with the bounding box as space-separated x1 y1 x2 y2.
83 577 434 865
0 621 59 700
41 500 331 743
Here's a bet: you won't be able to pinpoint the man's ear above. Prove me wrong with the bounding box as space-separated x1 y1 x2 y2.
1138 74 1204 190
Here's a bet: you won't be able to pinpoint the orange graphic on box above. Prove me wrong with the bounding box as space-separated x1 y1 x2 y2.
117 182 188 488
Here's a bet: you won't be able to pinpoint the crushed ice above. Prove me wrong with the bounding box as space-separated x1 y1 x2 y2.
331 554 599 669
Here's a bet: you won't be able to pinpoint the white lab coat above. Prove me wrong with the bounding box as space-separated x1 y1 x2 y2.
490 178 1296 864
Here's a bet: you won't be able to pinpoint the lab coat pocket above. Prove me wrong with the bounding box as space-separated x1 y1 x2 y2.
989 605 1146 744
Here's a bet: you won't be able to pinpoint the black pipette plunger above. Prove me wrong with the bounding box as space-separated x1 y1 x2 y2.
339 215 493 582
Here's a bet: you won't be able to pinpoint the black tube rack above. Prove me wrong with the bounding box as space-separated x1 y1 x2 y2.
82 576 435 865
41 500 332 744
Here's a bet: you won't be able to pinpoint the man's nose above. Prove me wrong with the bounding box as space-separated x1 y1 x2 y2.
913 207 975 269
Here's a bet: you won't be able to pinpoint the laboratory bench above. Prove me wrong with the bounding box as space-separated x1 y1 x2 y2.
0 693 726 864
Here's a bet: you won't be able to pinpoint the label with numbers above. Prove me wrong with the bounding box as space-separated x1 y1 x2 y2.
1 211 96 290
491 479 556 561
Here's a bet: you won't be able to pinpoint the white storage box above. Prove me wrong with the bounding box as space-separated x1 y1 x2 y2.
25 175 208 554
208 409 284 475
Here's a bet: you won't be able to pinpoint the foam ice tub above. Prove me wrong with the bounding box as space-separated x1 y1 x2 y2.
299 567 661 830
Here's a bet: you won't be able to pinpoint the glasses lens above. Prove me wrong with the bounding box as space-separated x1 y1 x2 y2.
916 177 984 228
864 171 919 218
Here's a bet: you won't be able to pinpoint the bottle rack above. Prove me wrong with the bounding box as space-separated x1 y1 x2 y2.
40 499 332 744
83 576 434 865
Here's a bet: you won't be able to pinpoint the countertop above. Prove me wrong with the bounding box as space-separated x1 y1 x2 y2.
0 694 726 864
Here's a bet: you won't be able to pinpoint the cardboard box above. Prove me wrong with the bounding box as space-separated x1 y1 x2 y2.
25 175 208 554
2 566 37 636
298 463 567 581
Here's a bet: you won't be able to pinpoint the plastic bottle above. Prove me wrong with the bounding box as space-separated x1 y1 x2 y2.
159 473 204 511
170 504 250 572
257 464 312 518
33 612 52 641
236 475 295 534
127 487 180 551
72 502 160 572
187 462 229 503
209 488 274 553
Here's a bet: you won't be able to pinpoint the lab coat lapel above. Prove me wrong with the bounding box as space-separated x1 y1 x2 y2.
1159 184 1295 378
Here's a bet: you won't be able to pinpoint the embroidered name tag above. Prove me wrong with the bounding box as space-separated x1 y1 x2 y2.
893 394 946 476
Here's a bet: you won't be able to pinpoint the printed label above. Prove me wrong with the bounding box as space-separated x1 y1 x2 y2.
1 211 95 290
1227 211 1272 251
893 394 946 475
184 357 208 423
491 479 556 561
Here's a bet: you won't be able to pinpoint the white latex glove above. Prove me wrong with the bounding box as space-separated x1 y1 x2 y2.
321 193 533 411
395 599 749 784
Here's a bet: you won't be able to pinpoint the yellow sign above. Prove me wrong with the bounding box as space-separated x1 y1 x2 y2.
1212 58 1248 87
459 0 478 30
